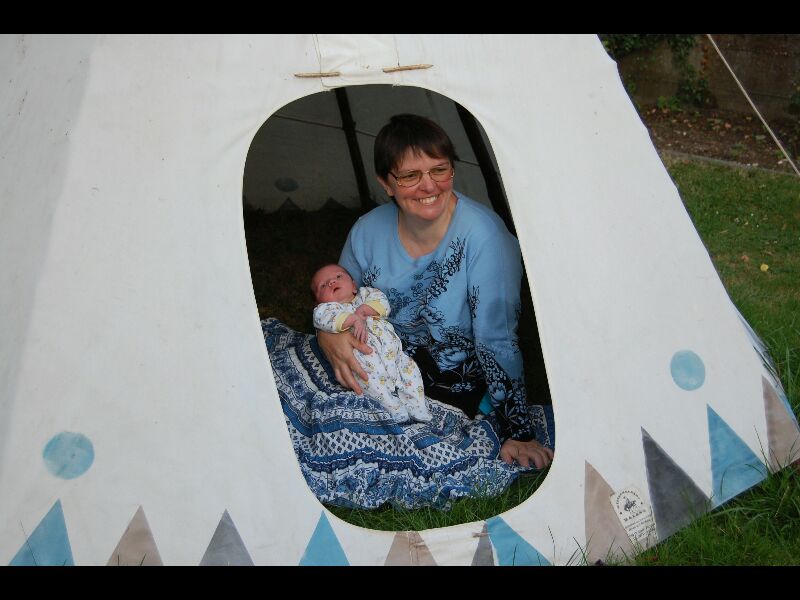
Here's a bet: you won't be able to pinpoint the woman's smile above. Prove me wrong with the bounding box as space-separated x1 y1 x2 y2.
379 151 456 225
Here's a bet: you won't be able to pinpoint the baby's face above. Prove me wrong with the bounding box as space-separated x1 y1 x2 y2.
312 265 358 304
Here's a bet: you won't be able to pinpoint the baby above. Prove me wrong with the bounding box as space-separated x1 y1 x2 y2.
311 264 432 424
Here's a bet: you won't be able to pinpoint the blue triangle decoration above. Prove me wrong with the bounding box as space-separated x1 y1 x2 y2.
707 405 767 507
298 512 349 566
486 516 550 566
9 500 74 566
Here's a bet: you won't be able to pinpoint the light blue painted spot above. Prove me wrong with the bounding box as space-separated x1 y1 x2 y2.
43 431 94 479
10 500 74 566
299 512 349 566
708 406 767 507
671 350 705 391
274 177 299 192
486 516 550 566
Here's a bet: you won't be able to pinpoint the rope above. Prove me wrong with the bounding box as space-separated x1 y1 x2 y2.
705 34 800 178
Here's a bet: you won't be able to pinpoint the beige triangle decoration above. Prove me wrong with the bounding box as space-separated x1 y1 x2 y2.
384 531 437 566
106 506 163 566
583 461 636 564
763 376 800 470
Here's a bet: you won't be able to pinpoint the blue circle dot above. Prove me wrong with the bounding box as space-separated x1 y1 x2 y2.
43 432 94 479
274 177 299 192
670 350 705 391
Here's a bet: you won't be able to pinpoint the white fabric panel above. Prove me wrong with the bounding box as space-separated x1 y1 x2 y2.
0 34 328 566
389 32 764 558
315 34 400 86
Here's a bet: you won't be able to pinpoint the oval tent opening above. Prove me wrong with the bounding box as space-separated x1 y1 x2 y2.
242 84 555 527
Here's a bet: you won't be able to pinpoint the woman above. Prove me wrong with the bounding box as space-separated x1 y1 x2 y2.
317 114 553 470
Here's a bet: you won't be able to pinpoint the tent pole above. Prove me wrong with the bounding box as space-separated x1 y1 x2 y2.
334 87 376 210
455 103 515 235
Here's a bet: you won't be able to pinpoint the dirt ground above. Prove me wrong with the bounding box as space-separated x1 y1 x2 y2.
637 103 799 172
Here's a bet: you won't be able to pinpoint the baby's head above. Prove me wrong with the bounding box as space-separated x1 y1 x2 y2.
311 264 358 304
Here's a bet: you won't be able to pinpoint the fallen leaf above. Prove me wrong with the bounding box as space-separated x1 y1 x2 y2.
741 254 750 262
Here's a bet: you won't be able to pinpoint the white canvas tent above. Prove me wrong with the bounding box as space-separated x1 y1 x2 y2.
1 34 797 566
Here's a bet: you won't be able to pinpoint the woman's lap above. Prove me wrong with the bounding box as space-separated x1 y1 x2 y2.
262 318 554 510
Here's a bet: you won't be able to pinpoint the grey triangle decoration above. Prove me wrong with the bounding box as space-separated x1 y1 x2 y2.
320 197 346 211
470 524 494 566
277 197 302 212
642 428 710 542
199 510 254 566
106 506 163 566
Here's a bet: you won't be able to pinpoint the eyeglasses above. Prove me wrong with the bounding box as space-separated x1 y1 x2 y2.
389 164 454 187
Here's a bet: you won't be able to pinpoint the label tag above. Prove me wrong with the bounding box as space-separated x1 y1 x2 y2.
610 486 657 546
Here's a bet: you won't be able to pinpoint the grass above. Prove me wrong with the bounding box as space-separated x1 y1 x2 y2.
327 470 550 532
631 465 800 565
244 160 800 564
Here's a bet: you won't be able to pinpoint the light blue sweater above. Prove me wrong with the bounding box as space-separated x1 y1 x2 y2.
339 193 534 441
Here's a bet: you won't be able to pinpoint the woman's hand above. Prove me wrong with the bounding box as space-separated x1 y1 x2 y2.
316 329 372 395
499 438 554 469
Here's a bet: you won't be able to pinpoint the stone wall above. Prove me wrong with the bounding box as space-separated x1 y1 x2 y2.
617 34 800 121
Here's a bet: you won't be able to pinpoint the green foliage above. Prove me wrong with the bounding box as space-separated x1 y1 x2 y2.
657 95 682 112
599 34 668 61
600 34 710 108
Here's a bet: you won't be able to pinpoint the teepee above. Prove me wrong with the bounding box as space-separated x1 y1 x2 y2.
1 34 797 566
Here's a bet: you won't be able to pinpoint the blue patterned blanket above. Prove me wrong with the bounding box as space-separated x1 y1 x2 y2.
262 318 555 510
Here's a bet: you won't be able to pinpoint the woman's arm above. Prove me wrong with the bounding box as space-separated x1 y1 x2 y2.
467 224 538 444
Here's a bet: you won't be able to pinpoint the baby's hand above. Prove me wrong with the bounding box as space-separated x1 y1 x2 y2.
355 304 379 319
350 316 369 345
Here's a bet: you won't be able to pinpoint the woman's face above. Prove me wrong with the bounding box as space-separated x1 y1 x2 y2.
378 150 454 224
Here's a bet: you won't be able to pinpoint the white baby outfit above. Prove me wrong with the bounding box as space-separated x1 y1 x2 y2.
313 287 432 424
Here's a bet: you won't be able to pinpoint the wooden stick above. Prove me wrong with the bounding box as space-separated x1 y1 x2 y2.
293 71 341 78
382 64 433 73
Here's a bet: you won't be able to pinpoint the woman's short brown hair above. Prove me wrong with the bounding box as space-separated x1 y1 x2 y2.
373 114 459 179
